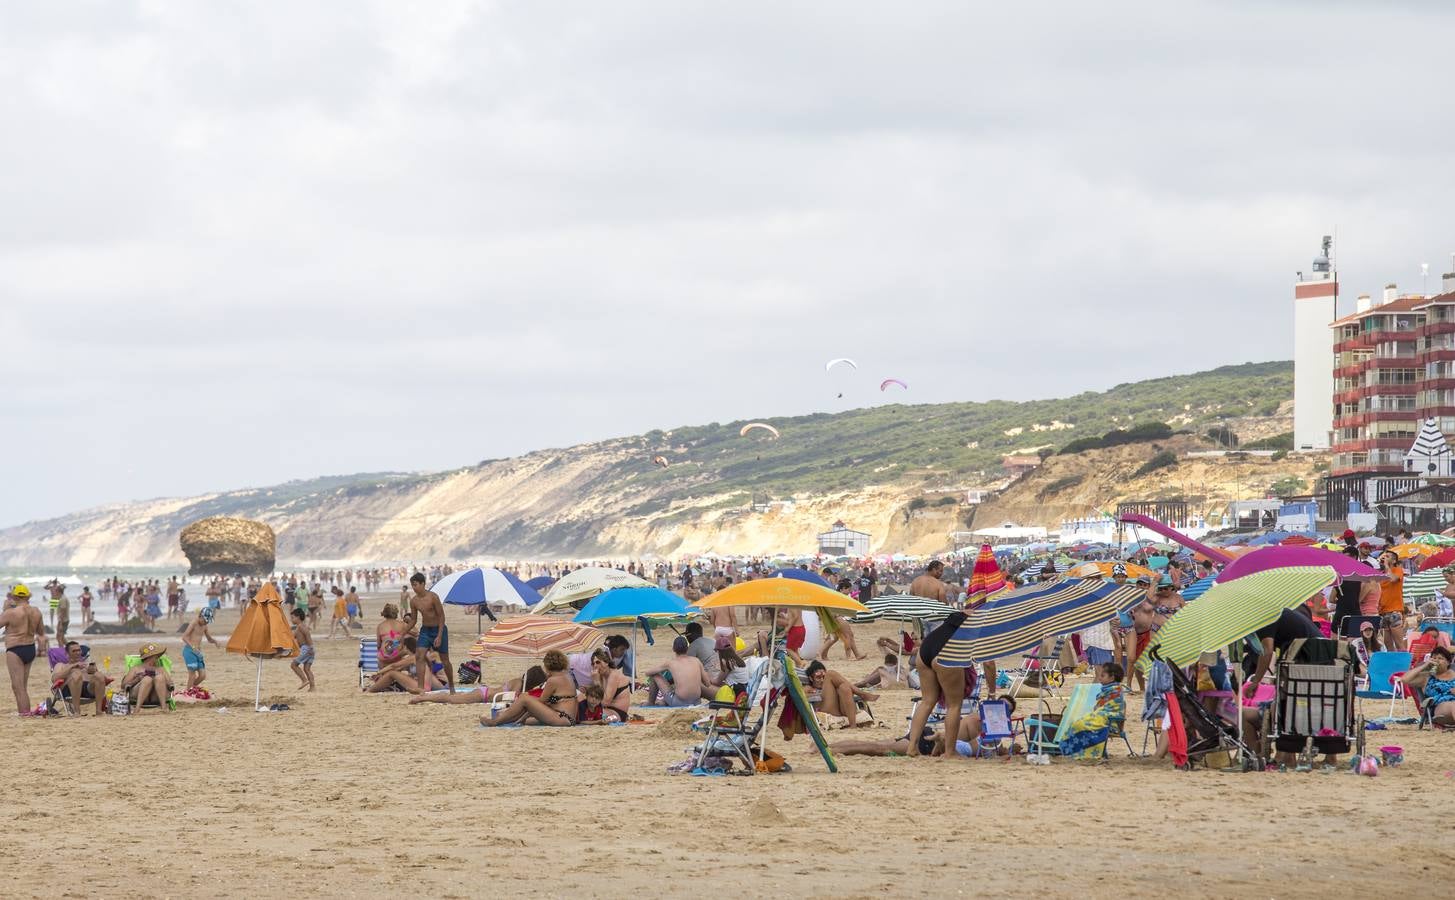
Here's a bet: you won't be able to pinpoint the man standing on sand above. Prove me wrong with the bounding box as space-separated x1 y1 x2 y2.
909 560 949 604
3 585 47 715
403 572 455 694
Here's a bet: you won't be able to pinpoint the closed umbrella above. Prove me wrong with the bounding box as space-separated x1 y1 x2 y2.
531 567 653 613
467 615 606 659
225 582 300 711
965 545 1008 607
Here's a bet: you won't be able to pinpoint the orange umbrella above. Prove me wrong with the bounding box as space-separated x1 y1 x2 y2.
467 615 606 659
1388 543 1438 560
226 582 300 711
695 578 867 613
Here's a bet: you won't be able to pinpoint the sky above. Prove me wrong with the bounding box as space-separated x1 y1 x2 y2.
3 1 1455 526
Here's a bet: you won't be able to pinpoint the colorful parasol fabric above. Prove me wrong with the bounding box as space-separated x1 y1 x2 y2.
964 544 1007 607
226 582 299 659
932 579 1146 667
468 615 606 659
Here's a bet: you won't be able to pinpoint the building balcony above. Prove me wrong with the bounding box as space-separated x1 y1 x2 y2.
1334 335 1373 353
1333 362 1367 379
1355 384 1417 398
1331 438 1417 452
1417 349 1455 364
1420 377 1455 392
1330 464 1407 477
1420 321 1455 337
1369 355 1419 367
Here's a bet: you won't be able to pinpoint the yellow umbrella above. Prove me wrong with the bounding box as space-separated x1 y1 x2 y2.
695 578 868 613
1388 543 1438 559
225 581 300 712
1064 561 1156 580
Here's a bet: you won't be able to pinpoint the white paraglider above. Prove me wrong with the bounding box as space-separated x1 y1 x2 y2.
825 358 857 373
739 422 780 439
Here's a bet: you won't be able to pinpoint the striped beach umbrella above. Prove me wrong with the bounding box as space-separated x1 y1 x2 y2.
1065 561 1156 580
467 615 606 659
1178 573 1217 601
1403 568 1446 606
432 567 542 610
531 567 653 613
1137 566 1338 671
931 579 1147 667
965 545 1007 607
849 593 954 624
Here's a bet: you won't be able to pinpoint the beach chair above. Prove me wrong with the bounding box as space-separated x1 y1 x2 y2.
968 699 1015 757
1267 647 1360 765
1356 651 1413 720
1005 635 1069 700
357 638 379 688
121 653 177 711
693 660 778 771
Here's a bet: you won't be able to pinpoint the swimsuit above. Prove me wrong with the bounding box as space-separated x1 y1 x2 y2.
6 644 37 665
296 644 315 665
786 624 806 652
183 645 206 671
919 610 969 667
418 624 449 655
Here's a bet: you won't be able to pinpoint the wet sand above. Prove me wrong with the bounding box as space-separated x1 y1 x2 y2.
4 597 1450 898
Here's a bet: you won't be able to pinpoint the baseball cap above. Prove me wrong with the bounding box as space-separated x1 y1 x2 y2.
1157 575 1174 588
10 584 30 599
1341 529 1356 540
1134 574 1152 585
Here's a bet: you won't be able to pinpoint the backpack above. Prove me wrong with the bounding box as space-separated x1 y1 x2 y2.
457 660 482 684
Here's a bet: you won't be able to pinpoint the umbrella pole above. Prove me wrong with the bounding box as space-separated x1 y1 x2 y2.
759 605 777 773
254 656 263 711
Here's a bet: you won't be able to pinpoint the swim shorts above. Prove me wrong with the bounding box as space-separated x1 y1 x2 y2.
296 644 315 665
1380 611 1404 628
418 625 449 654
346 604 359 617
182 645 205 671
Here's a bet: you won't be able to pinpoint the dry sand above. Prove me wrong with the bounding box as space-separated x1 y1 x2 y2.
5 598 1452 898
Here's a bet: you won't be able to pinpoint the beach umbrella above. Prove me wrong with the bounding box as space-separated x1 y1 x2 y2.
573 587 694 698
696 579 866 772
1214 546 1383 584
965 544 1007 607
1178 574 1218 601
1064 561 1155 580
432 567 542 633
1137 566 1338 671
1403 568 1446 607
1388 543 1438 560
1416 548 1455 571
1413 533 1455 547
467 615 606 659
934 579 1146 667
769 568 833 589
525 575 557 591
225 582 299 711
1279 534 1318 547
531 567 653 613
849 593 954 624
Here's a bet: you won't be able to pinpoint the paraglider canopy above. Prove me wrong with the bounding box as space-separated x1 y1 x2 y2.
825 358 857 373
652 455 669 468
879 378 907 391
739 422 780 439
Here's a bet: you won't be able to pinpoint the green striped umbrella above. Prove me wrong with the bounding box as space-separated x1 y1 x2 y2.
1403 569 1446 606
1136 566 1337 671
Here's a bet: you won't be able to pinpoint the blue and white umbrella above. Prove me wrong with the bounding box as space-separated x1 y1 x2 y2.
770 568 833 589
1179 574 1217 601
431 568 543 630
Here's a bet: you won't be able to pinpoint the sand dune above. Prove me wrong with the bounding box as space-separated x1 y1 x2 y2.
4 599 1448 898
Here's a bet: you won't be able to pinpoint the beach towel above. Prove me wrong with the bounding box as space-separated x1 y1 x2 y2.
1142 661 1173 722
1058 682 1126 759
1164 691 1188 767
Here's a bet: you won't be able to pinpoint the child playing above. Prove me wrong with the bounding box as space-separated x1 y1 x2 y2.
327 586 350 639
290 607 316 691
577 684 619 724
1058 662 1127 760
180 607 222 693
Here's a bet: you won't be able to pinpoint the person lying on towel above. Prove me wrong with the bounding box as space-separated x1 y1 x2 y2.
1058 663 1127 759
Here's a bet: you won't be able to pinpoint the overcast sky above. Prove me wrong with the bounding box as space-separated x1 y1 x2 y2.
3 1 1454 526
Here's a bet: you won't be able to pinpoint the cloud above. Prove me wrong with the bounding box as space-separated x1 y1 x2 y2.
3 1 1455 524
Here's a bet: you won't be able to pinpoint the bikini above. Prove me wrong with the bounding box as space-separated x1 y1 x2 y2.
544 692 578 723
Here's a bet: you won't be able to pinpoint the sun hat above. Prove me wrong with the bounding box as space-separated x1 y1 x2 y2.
138 642 165 661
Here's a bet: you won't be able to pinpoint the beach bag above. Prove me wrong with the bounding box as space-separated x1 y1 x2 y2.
754 749 789 773
457 660 481 684
109 690 131 716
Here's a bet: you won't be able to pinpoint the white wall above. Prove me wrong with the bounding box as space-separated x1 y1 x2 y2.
1294 282 1336 450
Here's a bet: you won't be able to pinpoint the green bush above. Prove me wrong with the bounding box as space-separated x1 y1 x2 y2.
1244 432 1294 451
908 497 929 511
1269 476 1308 496
1133 451 1178 477
1037 474 1085 500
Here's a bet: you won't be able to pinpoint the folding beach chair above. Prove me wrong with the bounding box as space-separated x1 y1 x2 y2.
693 659 778 771
968 699 1015 757
121 653 177 711
357 638 379 689
1356 651 1413 720
1005 635 1069 700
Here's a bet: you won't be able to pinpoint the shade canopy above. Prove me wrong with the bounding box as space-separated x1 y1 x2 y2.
934 579 1146 666
531 567 654 613
769 568 833 589
1215 546 1382 583
1064 561 1156 580
695 578 867 613
1178 574 1218 601
226 582 299 658
467 615 607 659
432 567 542 609
1138 566 1338 670
849 593 955 624
572 587 692 625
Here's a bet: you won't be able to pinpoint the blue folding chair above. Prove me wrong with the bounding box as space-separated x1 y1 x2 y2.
1356 651 1413 719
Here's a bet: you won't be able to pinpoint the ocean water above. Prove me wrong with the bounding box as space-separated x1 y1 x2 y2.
0 567 192 624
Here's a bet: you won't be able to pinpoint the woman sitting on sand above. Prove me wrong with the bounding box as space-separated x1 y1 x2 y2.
376 604 408 666
590 649 632 722
365 636 443 693
480 650 580 727
804 660 877 728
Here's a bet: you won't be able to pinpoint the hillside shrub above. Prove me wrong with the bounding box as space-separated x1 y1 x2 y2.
1037 474 1085 500
1057 422 1173 456
1133 451 1178 477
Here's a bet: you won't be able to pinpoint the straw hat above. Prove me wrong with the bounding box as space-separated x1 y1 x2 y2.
138 642 166 661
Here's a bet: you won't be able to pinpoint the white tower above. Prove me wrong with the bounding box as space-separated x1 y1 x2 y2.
1294 236 1336 451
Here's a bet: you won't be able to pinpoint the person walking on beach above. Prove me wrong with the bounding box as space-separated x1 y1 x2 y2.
3 585 46 715
290 607 316 691
180 608 221 692
403 572 455 694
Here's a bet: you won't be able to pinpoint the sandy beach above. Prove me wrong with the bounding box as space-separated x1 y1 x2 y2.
2 597 1447 899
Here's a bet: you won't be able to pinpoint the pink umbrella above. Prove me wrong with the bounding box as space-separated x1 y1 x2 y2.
1214 546 1384 583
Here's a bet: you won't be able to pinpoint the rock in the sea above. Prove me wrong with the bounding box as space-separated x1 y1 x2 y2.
83 619 157 635
179 516 276 576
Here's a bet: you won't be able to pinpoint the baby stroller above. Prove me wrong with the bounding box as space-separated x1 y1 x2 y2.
1164 658 1252 769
